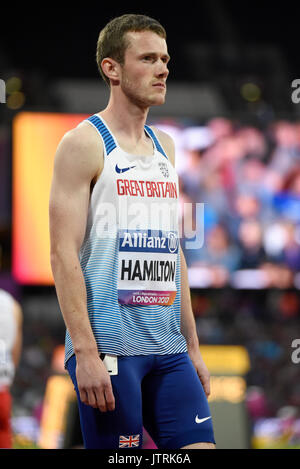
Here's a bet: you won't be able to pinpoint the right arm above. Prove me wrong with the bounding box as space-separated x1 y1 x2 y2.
49 124 115 412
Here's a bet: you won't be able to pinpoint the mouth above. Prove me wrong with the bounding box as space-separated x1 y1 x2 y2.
153 83 166 89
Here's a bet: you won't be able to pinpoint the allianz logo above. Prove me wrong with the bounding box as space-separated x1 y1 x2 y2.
120 231 179 253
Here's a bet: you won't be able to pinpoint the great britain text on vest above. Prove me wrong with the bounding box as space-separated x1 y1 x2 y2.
117 179 178 198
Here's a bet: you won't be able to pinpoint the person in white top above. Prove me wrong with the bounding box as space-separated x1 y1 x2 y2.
49 14 215 449
0 289 22 448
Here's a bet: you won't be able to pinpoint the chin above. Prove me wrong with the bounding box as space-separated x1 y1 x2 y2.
149 95 166 106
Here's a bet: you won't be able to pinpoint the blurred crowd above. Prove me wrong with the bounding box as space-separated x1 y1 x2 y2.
191 287 300 448
157 117 300 289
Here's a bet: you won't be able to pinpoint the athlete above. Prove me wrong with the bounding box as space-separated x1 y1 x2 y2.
0 289 23 448
49 14 215 449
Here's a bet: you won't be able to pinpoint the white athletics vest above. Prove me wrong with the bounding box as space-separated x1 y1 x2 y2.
64 114 187 364
0 289 16 387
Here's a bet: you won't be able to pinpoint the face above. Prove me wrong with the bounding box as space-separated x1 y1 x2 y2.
119 30 170 107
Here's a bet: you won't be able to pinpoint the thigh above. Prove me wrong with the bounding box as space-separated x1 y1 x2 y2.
142 353 215 449
67 354 147 449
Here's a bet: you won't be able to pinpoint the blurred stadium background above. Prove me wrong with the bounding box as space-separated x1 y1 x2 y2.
1 2 300 449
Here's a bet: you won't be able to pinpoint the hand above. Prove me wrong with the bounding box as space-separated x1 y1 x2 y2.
188 346 211 399
75 353 115 412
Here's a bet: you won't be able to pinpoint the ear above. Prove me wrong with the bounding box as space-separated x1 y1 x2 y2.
101 58 120 85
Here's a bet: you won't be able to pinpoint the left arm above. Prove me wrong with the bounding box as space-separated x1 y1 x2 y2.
154 127 211 398
179 247 211 397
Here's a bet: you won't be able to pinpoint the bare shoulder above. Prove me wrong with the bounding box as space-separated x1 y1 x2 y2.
54 120 104 181
150 126 176 167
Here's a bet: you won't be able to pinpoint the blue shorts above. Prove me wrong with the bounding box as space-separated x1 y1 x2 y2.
66 352 215 449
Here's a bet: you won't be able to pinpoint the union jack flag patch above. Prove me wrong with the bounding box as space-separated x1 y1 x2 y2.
119 434 140 448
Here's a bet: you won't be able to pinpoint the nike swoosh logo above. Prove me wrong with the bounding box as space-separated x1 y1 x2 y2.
115 164 136 174
195 415 212 424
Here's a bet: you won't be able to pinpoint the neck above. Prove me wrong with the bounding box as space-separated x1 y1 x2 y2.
100 89 150 143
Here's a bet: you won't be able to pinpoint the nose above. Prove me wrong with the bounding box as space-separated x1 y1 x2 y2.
156 60 169 79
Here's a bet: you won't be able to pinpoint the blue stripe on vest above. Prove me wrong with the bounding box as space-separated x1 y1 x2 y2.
144 125 168 159
87 115 117 155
